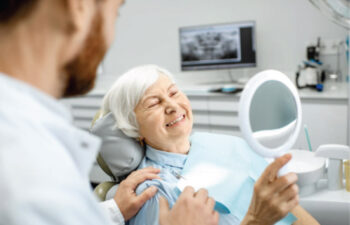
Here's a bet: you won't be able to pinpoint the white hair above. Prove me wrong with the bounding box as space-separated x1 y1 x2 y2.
101 65 175 138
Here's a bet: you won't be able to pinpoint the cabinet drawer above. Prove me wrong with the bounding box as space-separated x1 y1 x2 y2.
208 96 239 112
73 119 92 130
193 112 209 125
71 108 98 120
189 96 208 111
209 112 239 127
62 96 102 108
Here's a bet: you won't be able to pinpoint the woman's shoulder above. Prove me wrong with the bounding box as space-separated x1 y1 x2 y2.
134 174 179 208
135 178 163 196
135 165 179 206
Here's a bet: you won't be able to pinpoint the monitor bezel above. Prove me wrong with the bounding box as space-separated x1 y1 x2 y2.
178 20 257 72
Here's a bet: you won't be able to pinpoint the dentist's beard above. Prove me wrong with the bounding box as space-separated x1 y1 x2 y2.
62 12 107 97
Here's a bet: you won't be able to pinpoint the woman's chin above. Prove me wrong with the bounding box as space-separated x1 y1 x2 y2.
167 126 192 138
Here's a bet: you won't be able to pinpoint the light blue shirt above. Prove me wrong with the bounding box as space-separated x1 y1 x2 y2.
0 74 123 225
128 143 241 225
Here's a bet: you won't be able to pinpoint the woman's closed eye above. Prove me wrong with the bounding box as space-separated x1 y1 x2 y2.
146 99 160 108
169 88 179 97
170 91 178 97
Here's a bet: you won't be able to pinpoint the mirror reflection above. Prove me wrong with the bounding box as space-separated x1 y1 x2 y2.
249 80 297 149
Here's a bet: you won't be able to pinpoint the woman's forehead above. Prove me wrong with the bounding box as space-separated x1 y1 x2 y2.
144 75 175 95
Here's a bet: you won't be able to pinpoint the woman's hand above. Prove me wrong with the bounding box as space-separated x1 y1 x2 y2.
159 187 219 225
113 167 161 221
241 154 299 225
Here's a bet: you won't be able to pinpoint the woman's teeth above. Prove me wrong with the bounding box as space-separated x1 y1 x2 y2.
167 115 185 127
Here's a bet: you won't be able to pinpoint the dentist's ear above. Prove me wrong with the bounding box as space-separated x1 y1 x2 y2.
62 0 95 34
56 0 96 64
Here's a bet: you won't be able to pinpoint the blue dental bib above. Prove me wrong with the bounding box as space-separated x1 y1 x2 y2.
176 132 296 225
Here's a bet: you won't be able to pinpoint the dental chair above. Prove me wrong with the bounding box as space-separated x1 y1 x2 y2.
90 111 145 201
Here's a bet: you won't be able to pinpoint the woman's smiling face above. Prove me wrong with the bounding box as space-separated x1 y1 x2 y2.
134 74 193 151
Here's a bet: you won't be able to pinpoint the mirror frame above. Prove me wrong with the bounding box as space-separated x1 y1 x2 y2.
239 70 302 158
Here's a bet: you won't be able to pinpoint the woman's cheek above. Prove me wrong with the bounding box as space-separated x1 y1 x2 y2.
148 110 162 125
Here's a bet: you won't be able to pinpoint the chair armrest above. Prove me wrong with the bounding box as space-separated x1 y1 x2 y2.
94 181 118 201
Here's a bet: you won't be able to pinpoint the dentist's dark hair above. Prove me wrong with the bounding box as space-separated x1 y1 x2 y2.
0 0 39 23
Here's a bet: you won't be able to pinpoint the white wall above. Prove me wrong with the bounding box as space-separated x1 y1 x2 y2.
95 0 348 90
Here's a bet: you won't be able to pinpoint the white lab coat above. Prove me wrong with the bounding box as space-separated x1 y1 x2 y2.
0 74 124 225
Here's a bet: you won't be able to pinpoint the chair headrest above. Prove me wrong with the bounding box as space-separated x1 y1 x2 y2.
91 112 145 178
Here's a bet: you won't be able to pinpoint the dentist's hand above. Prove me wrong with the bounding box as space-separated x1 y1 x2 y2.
113 167 160 221
241 154 299 225
159 187 219 225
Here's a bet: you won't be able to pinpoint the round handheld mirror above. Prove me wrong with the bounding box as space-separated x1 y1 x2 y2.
239 70 302 175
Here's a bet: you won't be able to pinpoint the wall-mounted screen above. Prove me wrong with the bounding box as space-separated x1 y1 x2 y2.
179 21 256 71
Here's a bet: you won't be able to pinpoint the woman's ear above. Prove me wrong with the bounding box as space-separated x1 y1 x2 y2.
138 136 145 148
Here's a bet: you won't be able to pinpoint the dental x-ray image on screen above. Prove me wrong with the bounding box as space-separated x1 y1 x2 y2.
180 21 256 71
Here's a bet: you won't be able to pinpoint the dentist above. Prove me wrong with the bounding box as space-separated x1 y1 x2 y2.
0 1 218 225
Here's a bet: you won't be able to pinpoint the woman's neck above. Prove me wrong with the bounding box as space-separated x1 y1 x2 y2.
147 138 190 155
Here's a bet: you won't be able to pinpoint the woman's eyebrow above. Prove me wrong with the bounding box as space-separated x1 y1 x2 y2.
142 84 176 103
167 83 176 91
142 95 158 103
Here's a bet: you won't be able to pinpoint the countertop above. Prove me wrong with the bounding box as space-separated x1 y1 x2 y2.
179 82 349 100
298 82 348 100
299 179 350 225
301 179 350 203
89 82 348 100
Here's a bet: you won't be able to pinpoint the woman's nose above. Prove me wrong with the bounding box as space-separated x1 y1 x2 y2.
164 99 178 114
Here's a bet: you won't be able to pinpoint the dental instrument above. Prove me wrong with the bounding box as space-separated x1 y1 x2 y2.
304 124 312 151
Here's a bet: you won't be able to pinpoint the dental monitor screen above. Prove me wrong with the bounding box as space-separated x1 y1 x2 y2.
179 21 256 71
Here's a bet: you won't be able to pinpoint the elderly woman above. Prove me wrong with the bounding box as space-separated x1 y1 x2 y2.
101 65 319 225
